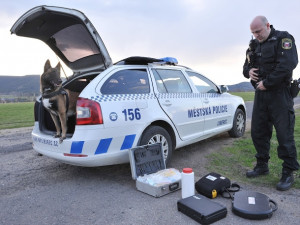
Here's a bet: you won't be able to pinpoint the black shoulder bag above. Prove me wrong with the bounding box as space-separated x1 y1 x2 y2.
195 172 240 199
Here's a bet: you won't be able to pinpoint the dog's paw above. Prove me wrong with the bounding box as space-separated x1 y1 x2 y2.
59 137 66 144
54 134 61 138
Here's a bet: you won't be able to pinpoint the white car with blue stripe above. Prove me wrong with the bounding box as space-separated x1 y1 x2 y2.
11 6 246 167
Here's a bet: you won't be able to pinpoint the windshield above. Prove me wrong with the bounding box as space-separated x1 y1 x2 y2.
51 24 100 62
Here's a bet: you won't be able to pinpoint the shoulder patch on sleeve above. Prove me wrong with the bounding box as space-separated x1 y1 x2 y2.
282 38 292 49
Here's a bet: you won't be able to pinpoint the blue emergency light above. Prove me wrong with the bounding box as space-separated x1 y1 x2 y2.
160 57 178 65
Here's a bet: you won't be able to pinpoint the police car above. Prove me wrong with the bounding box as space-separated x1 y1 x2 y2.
11 6 246 167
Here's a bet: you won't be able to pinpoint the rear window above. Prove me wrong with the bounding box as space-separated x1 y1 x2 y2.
101 69 150 94
52 24 100 62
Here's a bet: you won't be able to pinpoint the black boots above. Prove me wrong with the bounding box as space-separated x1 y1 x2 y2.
246 162 269 178
276 169 294 191
247 164 295 191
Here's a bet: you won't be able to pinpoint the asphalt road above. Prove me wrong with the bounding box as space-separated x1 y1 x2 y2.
1 99 300 225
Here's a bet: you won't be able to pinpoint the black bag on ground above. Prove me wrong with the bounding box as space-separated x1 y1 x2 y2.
232 191 278 220
195 172 239 198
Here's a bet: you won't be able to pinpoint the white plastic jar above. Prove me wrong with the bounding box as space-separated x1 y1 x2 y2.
181 168 195 198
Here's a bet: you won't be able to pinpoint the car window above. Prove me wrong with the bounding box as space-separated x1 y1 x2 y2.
101 69 150 94
186 71 219 93
52 24 100 62
152 69 192 93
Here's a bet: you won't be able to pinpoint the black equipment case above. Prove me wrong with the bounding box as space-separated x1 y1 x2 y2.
232 191 278 220
177 194 227 224
195 172 231 198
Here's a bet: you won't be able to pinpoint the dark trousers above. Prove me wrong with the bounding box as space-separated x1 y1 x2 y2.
251 87 299 171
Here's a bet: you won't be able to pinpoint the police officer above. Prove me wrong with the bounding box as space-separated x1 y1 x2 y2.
243 16 299 191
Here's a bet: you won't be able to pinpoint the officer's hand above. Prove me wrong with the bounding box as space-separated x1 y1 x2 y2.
249 68 259 81
256 81 266 91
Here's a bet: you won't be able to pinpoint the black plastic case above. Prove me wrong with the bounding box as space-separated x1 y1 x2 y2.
177 194 227 224
232 191 277 220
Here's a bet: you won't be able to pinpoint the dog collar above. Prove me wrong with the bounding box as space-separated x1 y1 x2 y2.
42 87 67 99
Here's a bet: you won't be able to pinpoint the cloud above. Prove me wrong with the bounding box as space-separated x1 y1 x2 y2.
1 0 300 84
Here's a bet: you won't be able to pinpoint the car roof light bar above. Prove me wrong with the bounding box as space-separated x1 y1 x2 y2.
159 57 178 65
115 56 178 66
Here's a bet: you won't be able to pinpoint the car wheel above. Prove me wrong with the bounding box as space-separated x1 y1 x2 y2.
140 126 173 164
228 108 245 138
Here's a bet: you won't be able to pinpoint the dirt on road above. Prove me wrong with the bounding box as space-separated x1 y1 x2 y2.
0 126 299 225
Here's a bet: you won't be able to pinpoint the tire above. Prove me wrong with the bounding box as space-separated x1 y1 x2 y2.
140 126 173 165
228 108 246 138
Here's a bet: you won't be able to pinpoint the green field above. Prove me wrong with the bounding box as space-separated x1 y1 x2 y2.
230 90 300 101
206 108 300 189
229 91 255 102
0 93 254 130
0 92 290 129
0 102 35 129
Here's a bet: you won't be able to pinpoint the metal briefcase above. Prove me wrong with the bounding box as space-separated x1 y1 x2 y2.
129 143 181 197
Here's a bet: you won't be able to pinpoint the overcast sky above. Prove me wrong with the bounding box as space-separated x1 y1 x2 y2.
1 0 300 85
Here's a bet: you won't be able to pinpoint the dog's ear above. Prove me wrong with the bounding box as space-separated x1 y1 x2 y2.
55 62 61 74
44 60 51 72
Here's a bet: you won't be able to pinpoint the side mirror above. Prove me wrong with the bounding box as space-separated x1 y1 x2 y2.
220 85 229 93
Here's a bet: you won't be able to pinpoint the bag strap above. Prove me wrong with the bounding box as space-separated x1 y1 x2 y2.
227 183 240 192
269 199 278 212
221 183 241 199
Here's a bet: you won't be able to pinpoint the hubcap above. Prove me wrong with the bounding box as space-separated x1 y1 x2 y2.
147 134 169 160
236 113 245 134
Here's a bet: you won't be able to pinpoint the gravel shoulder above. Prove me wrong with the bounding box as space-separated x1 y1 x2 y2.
0 122 299 225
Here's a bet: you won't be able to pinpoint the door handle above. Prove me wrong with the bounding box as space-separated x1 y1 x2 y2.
162 100 172 106
203 99 209 104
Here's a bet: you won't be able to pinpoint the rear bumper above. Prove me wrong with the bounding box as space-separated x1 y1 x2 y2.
32 122 130 167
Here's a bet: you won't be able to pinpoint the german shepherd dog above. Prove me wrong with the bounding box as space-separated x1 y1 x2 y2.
41 60 79 143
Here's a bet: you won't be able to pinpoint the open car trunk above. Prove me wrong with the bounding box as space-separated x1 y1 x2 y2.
34 73 98 136
11 5 113 136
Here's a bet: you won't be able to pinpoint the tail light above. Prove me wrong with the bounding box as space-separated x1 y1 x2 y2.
76 97 103 125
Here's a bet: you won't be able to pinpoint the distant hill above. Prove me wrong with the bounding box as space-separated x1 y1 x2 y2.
0 75 40 96
0 75 253 96
227 82 254 92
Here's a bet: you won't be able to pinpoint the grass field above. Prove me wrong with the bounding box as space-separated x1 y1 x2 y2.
0 102 35 129
230 90 300 101
229 91 255 102
0 93 254 130
206 108 300 189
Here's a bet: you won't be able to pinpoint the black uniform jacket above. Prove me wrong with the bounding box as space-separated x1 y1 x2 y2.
243 25 298 90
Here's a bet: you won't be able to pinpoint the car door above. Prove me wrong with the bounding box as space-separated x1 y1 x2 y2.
186 71 233 135
151 68 204 141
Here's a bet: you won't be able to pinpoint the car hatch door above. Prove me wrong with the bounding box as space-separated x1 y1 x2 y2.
11 5 112 75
